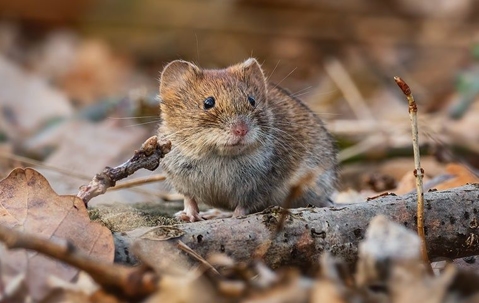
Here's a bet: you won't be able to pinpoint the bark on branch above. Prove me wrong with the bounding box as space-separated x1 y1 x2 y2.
117 184 479 272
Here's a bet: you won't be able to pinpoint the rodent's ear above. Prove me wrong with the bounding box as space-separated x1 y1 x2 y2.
159 60 200 96
232 58 267 91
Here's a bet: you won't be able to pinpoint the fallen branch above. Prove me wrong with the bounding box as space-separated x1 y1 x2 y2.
77 136 171 206
1 213 478 302
119 185 479 272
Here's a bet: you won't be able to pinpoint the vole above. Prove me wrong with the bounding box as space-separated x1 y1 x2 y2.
158 58 338 222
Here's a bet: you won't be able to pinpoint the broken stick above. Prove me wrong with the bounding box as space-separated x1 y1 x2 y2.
77 136 171 206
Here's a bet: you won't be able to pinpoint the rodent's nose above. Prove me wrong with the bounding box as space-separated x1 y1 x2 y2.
232 121 249 137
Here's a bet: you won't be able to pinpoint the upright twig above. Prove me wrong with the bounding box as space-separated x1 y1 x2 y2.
394 77 431 271
275 172 315 235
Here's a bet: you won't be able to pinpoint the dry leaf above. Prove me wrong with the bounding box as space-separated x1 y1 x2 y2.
145 274 224 303
395 171 431 195
434 163 479 191
0 168 114 301
242 270 309 303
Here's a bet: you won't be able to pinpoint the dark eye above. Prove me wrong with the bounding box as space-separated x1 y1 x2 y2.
248 96 256 107
203 96 215 110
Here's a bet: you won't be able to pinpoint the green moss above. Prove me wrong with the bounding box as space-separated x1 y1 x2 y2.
88 203 182 232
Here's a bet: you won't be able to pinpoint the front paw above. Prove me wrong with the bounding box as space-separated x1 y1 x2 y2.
232 205 248 218
174 210 204 222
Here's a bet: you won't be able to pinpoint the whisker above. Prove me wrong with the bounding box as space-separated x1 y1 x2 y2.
275 66 297 87
312 88 339 96
108 116 160 120
124 120 162 127
266 60 281 82
260 126 310 150
292 92 311 99
195 33 200 63
290 85 313 98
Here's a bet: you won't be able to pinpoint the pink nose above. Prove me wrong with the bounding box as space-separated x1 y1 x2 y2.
232 121 249 137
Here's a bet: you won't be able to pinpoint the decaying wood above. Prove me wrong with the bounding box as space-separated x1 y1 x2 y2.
77 136 171 206
118 184 479 272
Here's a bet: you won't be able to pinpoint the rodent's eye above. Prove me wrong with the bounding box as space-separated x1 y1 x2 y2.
203 96 216 110
248 96 256 108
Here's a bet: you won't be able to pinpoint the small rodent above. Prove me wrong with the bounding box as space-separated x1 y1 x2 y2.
158 58 338 222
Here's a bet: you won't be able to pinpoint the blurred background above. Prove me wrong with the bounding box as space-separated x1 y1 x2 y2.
1 0 479 206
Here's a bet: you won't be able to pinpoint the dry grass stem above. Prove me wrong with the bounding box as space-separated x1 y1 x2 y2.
337 135 385 162
324 58 375 121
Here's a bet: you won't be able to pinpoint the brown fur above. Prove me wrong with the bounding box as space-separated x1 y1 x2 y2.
158 58 338 221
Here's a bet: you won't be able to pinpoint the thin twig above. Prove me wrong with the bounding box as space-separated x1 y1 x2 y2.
394 76 432 273
275 172 315 235
108 174 167 190
176 240 221 278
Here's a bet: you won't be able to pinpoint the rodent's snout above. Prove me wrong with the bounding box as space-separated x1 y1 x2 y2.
231 120 249 137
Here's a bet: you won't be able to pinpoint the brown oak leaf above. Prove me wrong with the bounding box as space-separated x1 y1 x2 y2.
0 168 114 301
